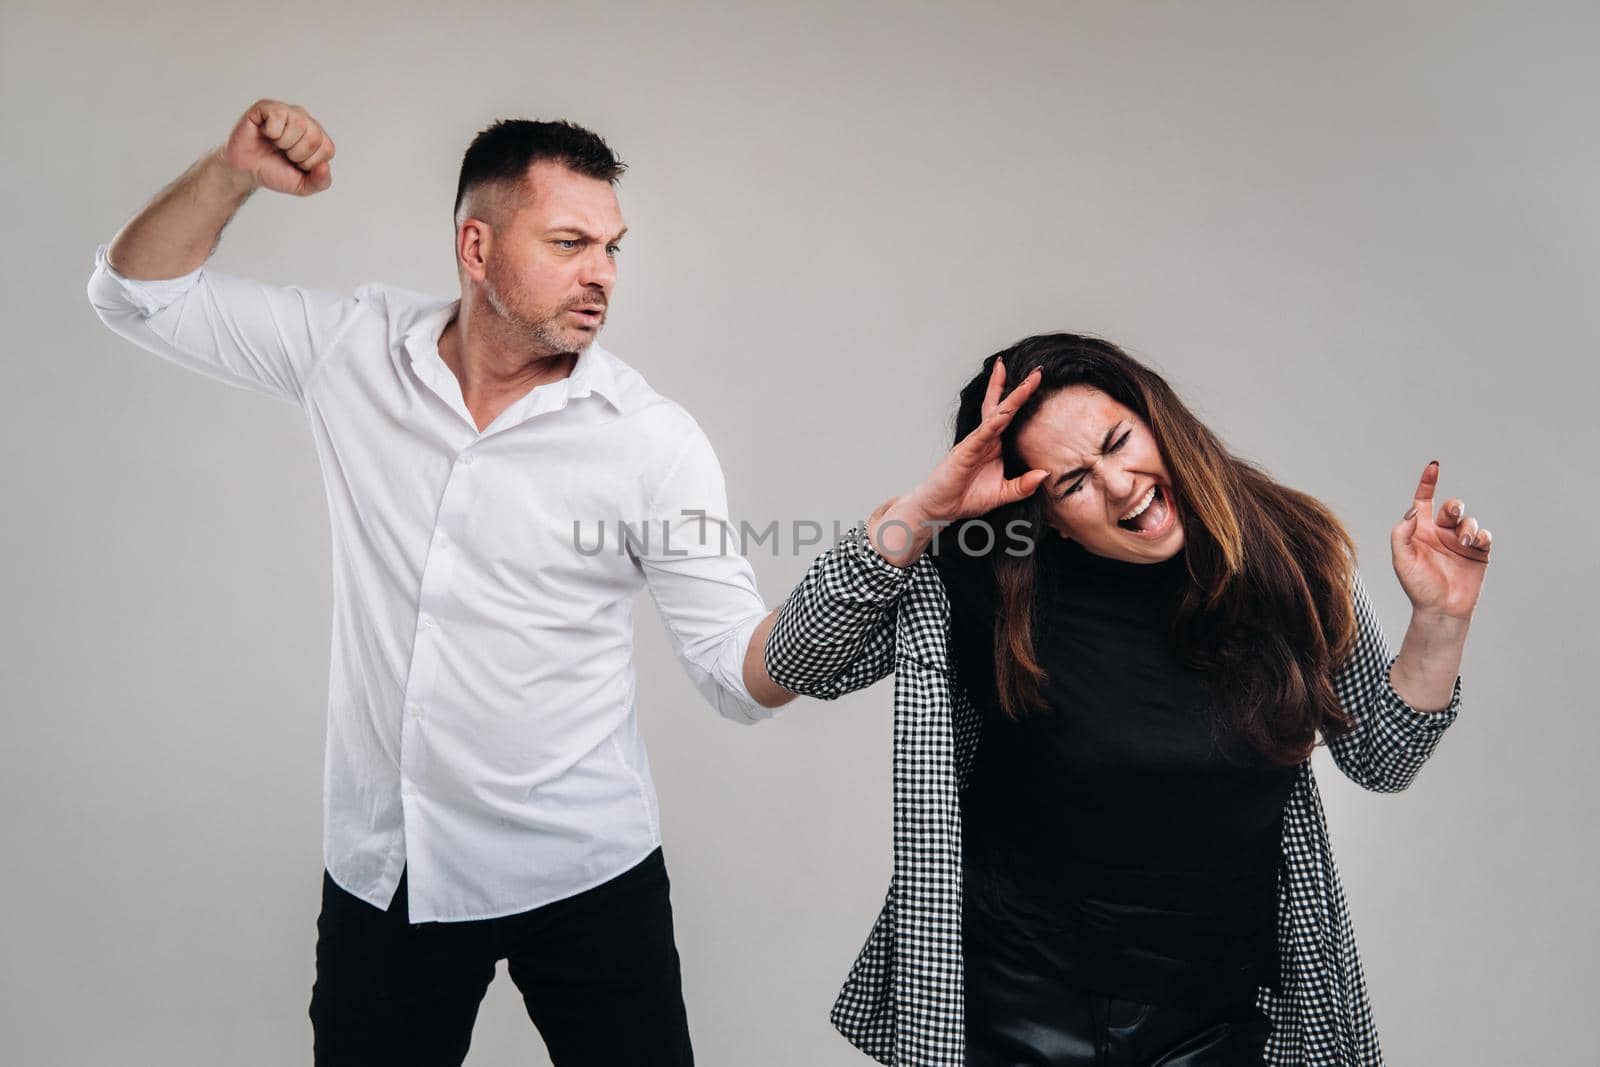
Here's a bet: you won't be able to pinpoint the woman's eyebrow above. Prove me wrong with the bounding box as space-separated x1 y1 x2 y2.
1051 422 1123 488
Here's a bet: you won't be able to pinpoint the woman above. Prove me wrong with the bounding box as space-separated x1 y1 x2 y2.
757 334 1490 1066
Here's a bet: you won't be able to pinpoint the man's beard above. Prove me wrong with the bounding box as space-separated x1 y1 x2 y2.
483 272 600 357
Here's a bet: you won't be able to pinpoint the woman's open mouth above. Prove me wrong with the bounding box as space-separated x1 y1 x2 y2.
1116 484 1176 538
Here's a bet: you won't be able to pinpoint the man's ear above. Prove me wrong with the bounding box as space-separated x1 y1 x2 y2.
456 217 494 282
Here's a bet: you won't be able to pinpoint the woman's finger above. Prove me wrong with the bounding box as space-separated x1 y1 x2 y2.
1000 367 1043 414
1391 505 1419 559
1437 514 1491 563
1448 538 1491 563
971 373 1036 439
985 367 1042 429
999 469 1050 505
946 421 1003 482
980 358 1006 420
1436 498 1466 530
984 360 1042 421
1411 461 1439 516
964 407 1006 449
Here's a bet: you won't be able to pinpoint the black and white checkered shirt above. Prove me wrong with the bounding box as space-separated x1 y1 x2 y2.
764 523 1460 1066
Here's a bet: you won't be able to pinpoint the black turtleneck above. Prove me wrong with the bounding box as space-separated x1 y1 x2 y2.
933 529 1297 1006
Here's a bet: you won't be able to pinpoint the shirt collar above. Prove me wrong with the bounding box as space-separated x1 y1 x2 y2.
567 340 638 415
401 299 638 416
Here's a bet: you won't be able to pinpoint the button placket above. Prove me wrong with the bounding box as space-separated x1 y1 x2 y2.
396 447 479 812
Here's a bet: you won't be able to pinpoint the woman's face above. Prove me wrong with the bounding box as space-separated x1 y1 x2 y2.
1015 384 1186 564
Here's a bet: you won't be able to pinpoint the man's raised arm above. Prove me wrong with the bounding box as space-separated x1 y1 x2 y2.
107 99 333 279
88 100 364 407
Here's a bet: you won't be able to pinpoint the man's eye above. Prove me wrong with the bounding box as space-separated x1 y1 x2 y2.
606 244 621 257
555 239 579 250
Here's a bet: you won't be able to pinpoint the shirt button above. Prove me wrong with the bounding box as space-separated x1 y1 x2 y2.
418 614 434 631
459 452 475 466
407 704 421 719
402 781 417 797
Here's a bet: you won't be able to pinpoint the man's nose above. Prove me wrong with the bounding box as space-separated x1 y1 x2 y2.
579 247 616 292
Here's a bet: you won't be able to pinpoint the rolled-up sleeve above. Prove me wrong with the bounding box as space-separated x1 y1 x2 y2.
1326 569 1461 792
635 419 772 725
86 243 366 407
762 521 911 701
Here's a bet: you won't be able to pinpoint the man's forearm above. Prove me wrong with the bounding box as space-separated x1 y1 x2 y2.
106 148 259 280
742 609 798 709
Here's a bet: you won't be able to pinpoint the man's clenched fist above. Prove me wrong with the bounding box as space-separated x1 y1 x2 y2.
220 100 336 197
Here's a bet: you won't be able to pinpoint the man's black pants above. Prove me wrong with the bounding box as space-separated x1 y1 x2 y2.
308 848 694 1066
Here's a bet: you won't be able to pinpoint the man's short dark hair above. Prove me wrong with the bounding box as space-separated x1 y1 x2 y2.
453 119 626 222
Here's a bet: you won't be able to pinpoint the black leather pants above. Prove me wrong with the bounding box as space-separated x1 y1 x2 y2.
964 933 1270 1066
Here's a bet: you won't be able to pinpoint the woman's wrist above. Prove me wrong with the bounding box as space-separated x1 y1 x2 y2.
867 493 940 568
1405 607 1473 646
1389 610 1471 713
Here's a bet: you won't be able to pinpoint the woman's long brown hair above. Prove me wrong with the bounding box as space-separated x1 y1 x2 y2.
952 334 1358 764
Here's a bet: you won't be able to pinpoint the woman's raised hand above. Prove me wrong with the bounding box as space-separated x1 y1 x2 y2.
1390 461 1492 620
868 359 1050 566
904 359 1051 525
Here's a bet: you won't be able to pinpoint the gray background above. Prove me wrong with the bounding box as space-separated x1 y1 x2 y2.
3 1 1595 1063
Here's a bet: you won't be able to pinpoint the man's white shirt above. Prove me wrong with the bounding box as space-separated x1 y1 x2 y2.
88 246 773 921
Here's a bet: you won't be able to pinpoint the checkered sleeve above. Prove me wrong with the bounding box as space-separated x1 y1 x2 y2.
1325 569 1461 793
763 521 914 700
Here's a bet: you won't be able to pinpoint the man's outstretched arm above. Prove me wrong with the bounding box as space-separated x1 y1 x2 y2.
89 100 365 407
742 609 796 709
107 99 332 279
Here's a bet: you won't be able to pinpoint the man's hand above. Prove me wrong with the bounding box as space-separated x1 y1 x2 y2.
105 99 338 280
220 100 336 197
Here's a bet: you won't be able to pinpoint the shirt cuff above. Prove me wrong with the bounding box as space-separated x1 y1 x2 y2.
90 243 205 316
834 520 918 601
1380 658 1462 731
723 609 773 718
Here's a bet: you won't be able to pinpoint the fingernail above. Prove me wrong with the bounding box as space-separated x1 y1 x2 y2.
1428 460 1439 469
1403 505 1418 520
1460 534 1472 547
1451 503 1463 515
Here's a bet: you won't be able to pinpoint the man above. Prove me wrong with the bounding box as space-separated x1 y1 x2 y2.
87 99 795 1066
